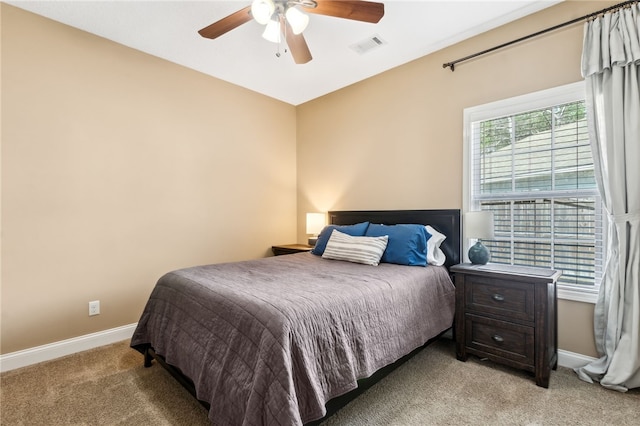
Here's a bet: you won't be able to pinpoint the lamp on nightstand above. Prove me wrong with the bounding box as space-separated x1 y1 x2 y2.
306 212 325 246
465 210 494 265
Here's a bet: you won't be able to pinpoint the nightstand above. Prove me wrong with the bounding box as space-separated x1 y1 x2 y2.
451 263 562 388
271 244 313 256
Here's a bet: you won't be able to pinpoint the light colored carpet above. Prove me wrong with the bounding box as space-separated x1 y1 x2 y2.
1 338 638 425
1 341 209 425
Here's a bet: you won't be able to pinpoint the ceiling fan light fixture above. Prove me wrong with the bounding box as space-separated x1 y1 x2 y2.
285 7 309 35
251 0 275 25
199 0 383 65
262 18 281 43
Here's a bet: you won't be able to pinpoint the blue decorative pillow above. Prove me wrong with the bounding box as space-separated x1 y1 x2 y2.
311 222 370 255
365 224 431 266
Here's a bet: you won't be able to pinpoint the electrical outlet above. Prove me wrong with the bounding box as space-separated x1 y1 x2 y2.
89 300 100 316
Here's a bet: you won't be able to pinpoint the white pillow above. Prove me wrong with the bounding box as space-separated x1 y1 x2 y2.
425 225 447 266
322 229 388 266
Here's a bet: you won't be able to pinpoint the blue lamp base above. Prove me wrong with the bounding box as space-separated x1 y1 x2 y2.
469 241 490 265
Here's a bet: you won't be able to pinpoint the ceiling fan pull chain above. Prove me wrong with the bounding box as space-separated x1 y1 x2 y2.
283 20 289 54
276 18 288 58
276 22 282 57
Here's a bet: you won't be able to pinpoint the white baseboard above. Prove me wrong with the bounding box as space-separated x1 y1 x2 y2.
438 329 596 370
0 323 597 374
558 349 598 369
0 323 137 373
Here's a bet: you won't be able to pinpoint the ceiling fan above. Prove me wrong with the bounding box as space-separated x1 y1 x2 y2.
198 0 385 64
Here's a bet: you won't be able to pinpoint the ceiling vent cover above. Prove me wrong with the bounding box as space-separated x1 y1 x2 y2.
349 34 387 55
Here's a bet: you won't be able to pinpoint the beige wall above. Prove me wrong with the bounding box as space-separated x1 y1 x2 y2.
297 1 617 357
1 4 297 354
2 1 610 358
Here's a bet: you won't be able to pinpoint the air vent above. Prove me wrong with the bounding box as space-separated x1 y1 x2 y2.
349 34 387 55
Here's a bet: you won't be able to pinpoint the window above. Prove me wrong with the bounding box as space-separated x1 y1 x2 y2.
464 82 603 303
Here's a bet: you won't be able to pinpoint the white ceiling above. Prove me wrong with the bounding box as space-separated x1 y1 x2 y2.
6 0 561 105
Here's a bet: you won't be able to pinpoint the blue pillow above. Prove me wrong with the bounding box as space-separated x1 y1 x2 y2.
365 224 431 266
311 222 370 255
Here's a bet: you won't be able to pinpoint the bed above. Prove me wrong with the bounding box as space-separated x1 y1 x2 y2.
131 209 461 425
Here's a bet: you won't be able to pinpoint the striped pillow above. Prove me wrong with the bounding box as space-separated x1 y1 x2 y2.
322 229 389 266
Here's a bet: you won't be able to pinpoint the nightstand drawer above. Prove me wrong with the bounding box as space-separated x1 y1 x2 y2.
465 314 534 365
465 276 534 322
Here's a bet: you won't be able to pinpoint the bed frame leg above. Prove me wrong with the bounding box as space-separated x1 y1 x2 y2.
144 347 153 368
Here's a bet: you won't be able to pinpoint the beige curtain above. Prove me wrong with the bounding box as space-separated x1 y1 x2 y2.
574 3 640 392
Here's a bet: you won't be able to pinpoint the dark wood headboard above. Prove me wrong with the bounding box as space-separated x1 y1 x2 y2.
328 209 461 270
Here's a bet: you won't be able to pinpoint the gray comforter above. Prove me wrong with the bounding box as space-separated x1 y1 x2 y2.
131 252 455 425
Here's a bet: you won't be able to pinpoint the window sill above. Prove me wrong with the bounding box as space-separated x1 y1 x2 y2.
558 287 598 304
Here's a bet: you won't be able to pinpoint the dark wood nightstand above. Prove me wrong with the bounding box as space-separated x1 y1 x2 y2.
271 244 313 256
451 263 562 388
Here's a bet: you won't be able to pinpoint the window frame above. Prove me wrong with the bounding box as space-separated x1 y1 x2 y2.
463 81 602 304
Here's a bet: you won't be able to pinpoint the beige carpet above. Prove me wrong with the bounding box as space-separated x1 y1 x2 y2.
1 338 638 425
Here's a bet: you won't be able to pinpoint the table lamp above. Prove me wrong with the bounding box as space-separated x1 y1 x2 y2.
465 211 495 265
306 212 325 246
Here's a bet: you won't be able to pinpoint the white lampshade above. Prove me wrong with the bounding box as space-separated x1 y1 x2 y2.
465 211 495 240
306 213 325 235
285 7 309 35
251 0 275 25
262 18 281 43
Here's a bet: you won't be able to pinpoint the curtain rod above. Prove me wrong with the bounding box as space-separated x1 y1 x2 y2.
442 0 638 71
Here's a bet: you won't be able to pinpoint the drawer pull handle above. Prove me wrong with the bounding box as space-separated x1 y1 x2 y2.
492 293 505 302
492 335 504 343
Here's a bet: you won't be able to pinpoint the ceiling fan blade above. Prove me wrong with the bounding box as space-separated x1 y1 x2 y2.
284 19 312 64
198 5 253 39
305 1 384 23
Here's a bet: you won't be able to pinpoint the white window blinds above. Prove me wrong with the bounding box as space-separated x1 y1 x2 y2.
467 86 603 296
